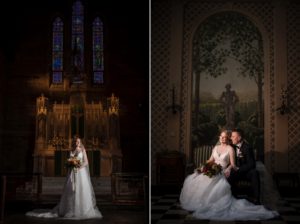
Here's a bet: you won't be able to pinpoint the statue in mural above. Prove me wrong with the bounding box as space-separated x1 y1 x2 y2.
219 83 239 130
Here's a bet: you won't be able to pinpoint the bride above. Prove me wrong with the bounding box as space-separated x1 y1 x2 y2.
26 136 102 219
180 130 279 220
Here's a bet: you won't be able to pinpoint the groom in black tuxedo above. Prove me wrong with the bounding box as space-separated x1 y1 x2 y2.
227 128 261 205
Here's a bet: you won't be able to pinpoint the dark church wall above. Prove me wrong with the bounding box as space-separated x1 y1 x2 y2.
0 0 149 174
0 52 4 159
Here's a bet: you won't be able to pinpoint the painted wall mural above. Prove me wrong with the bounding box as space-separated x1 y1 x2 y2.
191 12 264 161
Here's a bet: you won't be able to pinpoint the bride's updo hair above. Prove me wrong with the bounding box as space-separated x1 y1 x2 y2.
220 129 231 144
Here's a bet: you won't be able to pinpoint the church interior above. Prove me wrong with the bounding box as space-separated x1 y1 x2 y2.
0 0 148 223
152 0 300 223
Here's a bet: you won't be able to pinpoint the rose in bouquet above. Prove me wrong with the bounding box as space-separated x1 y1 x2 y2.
196 161 222 178
65 156 81 172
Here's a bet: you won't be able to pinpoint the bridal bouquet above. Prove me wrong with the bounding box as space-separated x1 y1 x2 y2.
65 157 81 172
196 161 222 178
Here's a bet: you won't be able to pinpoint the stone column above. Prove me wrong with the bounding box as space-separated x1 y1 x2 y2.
34 94 49 173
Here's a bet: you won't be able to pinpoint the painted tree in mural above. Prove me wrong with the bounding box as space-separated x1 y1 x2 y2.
193 12 264 128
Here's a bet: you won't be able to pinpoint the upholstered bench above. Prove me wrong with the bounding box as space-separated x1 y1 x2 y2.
193 145 215 167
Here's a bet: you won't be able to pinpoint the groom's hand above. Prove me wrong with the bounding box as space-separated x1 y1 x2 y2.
233 166 239 171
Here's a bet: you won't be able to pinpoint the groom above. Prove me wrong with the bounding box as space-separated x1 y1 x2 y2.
227 128 261 205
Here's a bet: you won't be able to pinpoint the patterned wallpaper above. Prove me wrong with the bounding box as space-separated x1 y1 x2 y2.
151 0 172 180
287 1 300 172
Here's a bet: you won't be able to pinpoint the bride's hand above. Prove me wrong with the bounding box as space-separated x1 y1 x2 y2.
224 168 231 178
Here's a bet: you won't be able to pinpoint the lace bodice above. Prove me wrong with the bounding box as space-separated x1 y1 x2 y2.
212 146 230 169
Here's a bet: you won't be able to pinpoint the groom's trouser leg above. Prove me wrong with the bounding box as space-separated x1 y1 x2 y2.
247 169 260 202
228 171 239 197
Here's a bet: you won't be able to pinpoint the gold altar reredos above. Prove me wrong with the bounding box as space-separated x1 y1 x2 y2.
33 91 122 177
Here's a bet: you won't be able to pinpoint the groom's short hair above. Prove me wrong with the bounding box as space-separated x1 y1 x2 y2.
232 128 244 138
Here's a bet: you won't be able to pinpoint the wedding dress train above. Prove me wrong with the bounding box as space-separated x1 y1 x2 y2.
180 147 279 220
26 151 102 219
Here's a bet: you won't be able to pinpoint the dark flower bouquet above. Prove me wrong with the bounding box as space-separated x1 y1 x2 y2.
196 161 222 178
65 156 81 172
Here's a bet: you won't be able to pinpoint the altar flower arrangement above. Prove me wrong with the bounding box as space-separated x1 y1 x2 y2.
65 157 81 172
196 161 222 178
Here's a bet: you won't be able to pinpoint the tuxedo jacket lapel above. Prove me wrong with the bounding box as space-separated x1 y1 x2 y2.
240 142 247 156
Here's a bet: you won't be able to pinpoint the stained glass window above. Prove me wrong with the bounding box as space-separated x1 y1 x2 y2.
52 1 104 86
72 0 84 84
52 17 63 84
93 17 104 84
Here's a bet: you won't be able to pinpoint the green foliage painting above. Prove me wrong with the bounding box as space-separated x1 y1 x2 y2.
191 12 264 161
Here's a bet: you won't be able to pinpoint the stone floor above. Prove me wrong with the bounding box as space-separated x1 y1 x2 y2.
151 174 300 224
151 193 300 224
2 171 300 224
2 201 148 224
1 174 149 224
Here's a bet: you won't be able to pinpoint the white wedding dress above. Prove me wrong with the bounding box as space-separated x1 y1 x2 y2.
26 150 102 219
180 146 279 220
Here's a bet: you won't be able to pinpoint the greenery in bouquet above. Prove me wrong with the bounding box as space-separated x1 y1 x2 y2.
65 156 81 172
196 161 222 178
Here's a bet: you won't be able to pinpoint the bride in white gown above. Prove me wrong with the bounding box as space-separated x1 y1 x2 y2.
26 137 102 219
180 130 279 220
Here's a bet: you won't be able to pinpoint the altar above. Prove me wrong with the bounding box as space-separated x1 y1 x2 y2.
33 92 122 177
